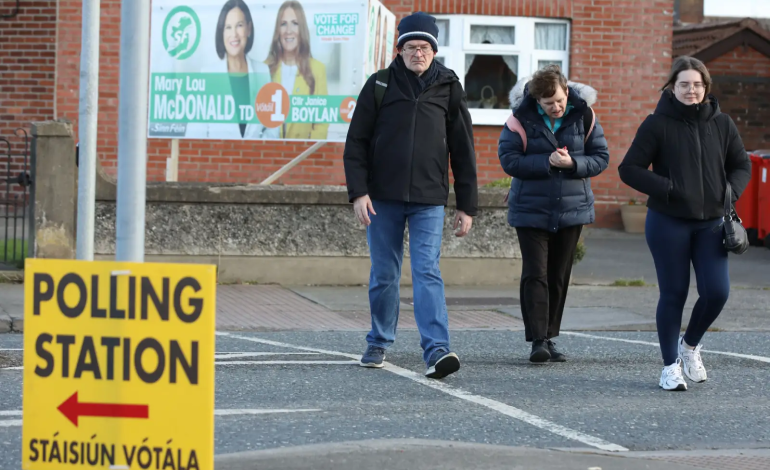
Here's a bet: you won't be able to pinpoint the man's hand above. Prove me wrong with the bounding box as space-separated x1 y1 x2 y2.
453 210 473 237
549 148 575 169
353 195 376 226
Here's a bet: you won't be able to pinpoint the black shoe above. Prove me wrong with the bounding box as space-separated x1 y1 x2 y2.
529 339 551 363
546 339 566 362
425 349 460 379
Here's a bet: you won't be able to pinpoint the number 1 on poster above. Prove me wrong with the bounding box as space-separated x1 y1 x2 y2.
271 90 285 122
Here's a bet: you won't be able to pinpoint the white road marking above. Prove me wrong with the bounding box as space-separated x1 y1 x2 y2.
215 352 320 358
0 348 22 351
218 332 629 452
217 360 359 366
1 356 346 371
562 332 770 363
214 409 322 416
0 408 322 427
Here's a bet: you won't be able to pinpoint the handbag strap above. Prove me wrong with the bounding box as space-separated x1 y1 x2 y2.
723 181 733 219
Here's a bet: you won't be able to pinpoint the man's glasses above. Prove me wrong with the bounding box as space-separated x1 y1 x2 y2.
403 45 433 55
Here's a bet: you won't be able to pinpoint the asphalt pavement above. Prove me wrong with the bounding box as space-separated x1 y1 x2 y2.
573 228 770 288
2 329 770 469
1 228 768 469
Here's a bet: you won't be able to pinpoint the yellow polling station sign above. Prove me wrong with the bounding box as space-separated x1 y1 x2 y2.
21 259 216 470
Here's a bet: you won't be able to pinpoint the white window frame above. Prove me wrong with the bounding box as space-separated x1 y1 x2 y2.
433 15 571 126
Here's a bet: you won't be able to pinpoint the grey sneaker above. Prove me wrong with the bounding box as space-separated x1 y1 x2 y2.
425 349 460 379
360 345 386 368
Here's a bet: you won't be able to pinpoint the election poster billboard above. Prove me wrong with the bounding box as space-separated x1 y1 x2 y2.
148 0 375 142
365 0 396 78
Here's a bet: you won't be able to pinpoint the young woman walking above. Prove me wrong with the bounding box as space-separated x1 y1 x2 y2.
619 56 752 391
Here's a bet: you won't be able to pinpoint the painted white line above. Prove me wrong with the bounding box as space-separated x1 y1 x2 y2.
215 409 322 416
562 332 770 364
0 348 22 351
217 360 359 366
3 360 354 371
215 352 320 358
0 409 322 427
219 332 629 452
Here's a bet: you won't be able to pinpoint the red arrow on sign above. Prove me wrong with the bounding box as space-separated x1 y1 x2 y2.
57 392 149 426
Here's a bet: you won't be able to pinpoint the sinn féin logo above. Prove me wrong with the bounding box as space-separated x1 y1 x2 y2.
162 6 201 60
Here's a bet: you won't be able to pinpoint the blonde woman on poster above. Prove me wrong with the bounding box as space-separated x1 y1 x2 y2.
265 0 329 140
190 0 278 140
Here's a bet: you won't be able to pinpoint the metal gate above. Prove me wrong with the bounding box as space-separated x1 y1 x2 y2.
0 128 32 270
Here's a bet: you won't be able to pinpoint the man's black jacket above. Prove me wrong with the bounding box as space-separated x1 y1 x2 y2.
343 55 478 215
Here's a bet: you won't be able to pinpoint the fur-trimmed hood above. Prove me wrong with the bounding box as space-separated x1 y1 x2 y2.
508 76 598 111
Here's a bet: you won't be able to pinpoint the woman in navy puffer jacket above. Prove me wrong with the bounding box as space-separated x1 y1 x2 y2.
498 65 609 363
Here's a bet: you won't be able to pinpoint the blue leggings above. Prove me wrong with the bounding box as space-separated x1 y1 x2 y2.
646 209 730 366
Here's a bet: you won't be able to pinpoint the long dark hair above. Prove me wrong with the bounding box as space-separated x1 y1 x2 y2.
265 1 316 94
661 56 712 96
215 0 254 60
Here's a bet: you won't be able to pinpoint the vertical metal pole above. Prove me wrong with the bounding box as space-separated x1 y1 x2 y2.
115 0 151 262
76 0 100 261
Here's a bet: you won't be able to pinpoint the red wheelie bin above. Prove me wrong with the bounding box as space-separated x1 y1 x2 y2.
757 154 770 249
736 152 764 245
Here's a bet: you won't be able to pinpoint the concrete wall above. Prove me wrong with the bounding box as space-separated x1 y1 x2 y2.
93 175 520 285
30 120 77 260
28 120 522 285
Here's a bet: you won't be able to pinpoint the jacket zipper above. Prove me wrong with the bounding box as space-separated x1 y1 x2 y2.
694 120 705 219
407 95 419 202
406 76 448 203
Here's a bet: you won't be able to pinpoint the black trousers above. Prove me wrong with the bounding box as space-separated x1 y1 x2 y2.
515 225 583 342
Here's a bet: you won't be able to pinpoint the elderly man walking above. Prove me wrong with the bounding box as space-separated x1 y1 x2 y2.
343 11 478 379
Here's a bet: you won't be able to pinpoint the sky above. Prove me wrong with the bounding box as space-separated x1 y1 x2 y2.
704 0 770 18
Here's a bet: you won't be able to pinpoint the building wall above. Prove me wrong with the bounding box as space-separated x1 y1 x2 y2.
49 0 673 228
707 46 770 153
0 1 57 201
677 0 704 24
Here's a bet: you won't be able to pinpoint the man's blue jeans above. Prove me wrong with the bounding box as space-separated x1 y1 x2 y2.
365 200 451 364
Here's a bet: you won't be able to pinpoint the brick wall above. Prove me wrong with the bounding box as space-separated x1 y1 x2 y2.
0 1 57 203
707 46 770 152
52 0 673 228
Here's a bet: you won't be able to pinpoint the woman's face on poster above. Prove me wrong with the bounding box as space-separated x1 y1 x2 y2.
280 7 300 54
223 7 251 58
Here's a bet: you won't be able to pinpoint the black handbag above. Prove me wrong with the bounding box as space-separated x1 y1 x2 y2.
718 182 750 255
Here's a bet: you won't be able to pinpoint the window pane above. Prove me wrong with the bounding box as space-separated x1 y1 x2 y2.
538 60 563 70
464 54 518 110
535 23 567 50
436 19 449 47
470 25 515 45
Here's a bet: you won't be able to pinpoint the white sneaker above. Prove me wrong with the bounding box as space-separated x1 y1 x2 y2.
659 358 688 391
679 337 708 383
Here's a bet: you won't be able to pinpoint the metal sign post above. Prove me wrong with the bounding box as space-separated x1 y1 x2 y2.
115 0 151 262
75 0 100 261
